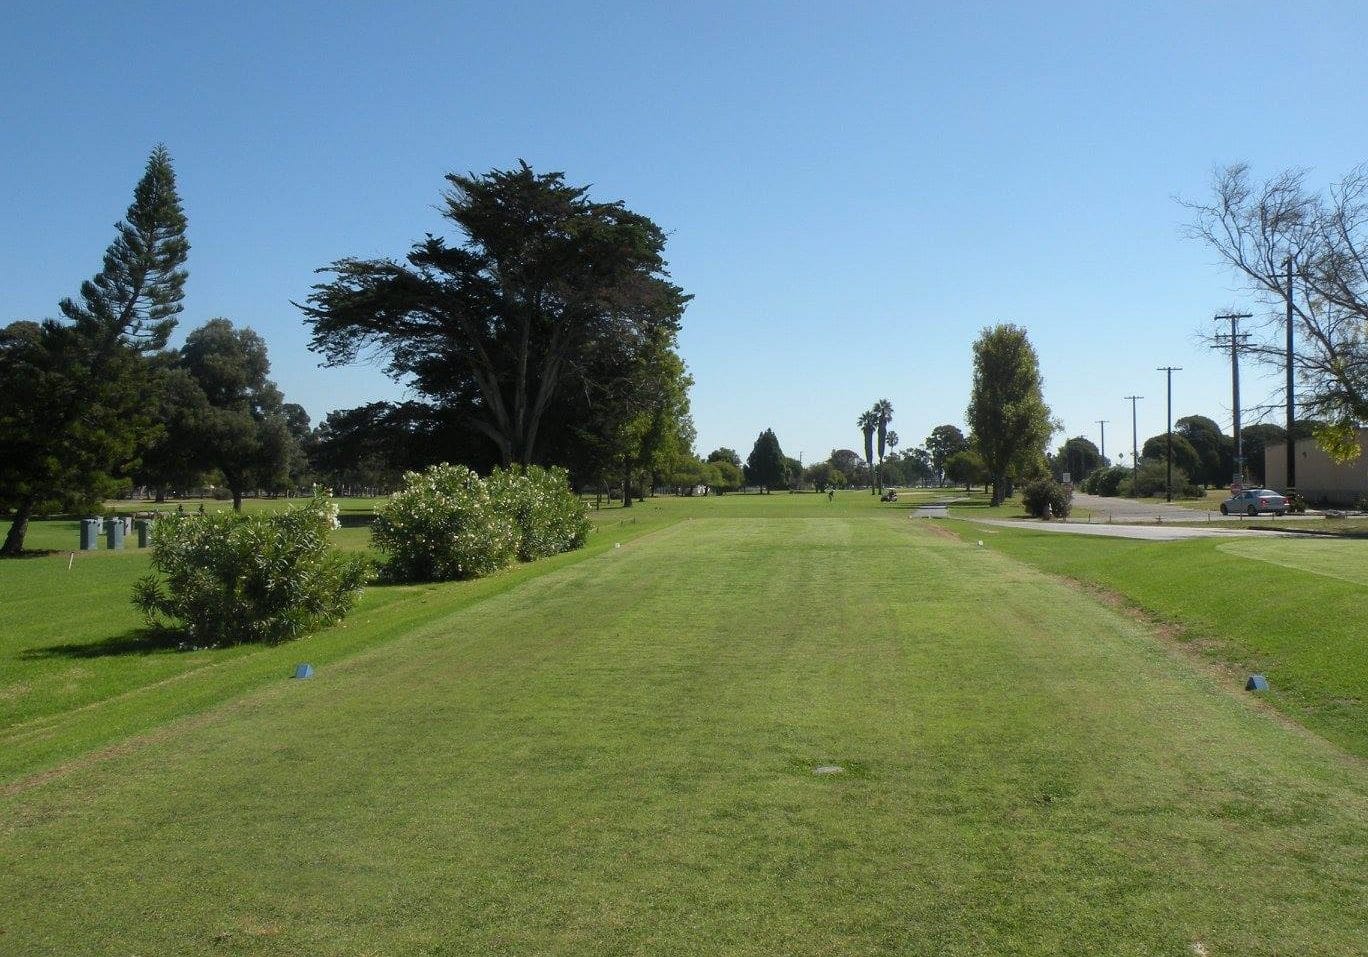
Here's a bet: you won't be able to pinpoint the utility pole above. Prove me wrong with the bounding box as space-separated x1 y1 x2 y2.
1285 256 1296 493
1157 367 1182 502
1125 395 1142 499
1212 311 1252 486
1096 419 1108 462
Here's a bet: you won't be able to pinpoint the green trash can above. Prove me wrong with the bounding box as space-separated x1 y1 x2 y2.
104 517 125 550
80 518 101 550
135 519 153 548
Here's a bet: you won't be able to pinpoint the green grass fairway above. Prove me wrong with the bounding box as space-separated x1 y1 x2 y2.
947 521 1368 758
1219 536 1368 586
3 509 1365 955
0 517 675 781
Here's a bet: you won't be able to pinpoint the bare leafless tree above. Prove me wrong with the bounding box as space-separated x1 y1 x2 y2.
1184 163 1368 457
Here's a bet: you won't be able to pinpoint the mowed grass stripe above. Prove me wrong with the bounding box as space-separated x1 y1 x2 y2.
0 516 679 782
946 522 1368 757
2 516 1365 956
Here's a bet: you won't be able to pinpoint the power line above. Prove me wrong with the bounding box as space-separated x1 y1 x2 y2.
1124 396 1142 499
1212 311 1252 486
1156 367 1182 502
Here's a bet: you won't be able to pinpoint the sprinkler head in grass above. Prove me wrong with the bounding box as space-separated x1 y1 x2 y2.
813 765 844 775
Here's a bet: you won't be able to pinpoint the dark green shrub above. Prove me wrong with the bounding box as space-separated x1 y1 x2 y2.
372 463 517 582
1022 478 1073 518
1083 465 1130 497
1130 460 1203 498
132 494 368 645
487 465 590 561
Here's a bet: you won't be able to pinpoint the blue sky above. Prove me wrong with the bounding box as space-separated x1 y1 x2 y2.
4 1 1367 466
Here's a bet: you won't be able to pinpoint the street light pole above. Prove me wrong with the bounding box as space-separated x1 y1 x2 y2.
1125 395 1142 498
1157 367 1182 502
1096 419 1108 462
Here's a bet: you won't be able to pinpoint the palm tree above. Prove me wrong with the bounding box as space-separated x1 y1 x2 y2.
873 399 894 493
883 430 900 488
858 410 878 494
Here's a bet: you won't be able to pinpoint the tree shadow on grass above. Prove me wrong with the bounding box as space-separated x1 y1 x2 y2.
22 625 192 660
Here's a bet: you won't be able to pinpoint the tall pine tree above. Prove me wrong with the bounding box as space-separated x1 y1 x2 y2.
1 146 188 554
59 144 187 349
744 428 786 492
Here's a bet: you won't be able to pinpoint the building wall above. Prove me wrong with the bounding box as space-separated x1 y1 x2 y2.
1265 428 1368 505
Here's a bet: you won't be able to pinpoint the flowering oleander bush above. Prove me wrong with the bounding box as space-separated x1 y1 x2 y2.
372 463 519 582
373 463 590 582
132 494 368 645
486 464 591 561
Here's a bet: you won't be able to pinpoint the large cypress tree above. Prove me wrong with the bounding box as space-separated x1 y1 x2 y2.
1 146 188 554
300 163 688 469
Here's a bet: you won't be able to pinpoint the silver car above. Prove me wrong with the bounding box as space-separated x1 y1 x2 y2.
1220 488 1289 516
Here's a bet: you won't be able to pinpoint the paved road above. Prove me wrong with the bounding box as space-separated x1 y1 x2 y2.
909 493 1303 541
964 518 1303 541
1070 493 1242 523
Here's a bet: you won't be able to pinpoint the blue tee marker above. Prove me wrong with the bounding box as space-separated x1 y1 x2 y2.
294 663 314 680
1245 674 1268 691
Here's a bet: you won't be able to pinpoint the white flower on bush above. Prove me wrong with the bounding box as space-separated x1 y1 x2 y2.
373 463 589 583
132 492 369 645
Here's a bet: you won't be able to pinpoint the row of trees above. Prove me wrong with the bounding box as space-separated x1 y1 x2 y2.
139 319 311 510
2 147 193 554
0 146 350 558
1052 415 1318 498
2 153 702 551
806 327 1059 503
855 400 897 493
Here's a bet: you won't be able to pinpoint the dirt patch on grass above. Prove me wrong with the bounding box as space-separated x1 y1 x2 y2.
917 521 961 542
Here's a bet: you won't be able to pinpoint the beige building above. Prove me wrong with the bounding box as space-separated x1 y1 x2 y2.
1265 428 1368 505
